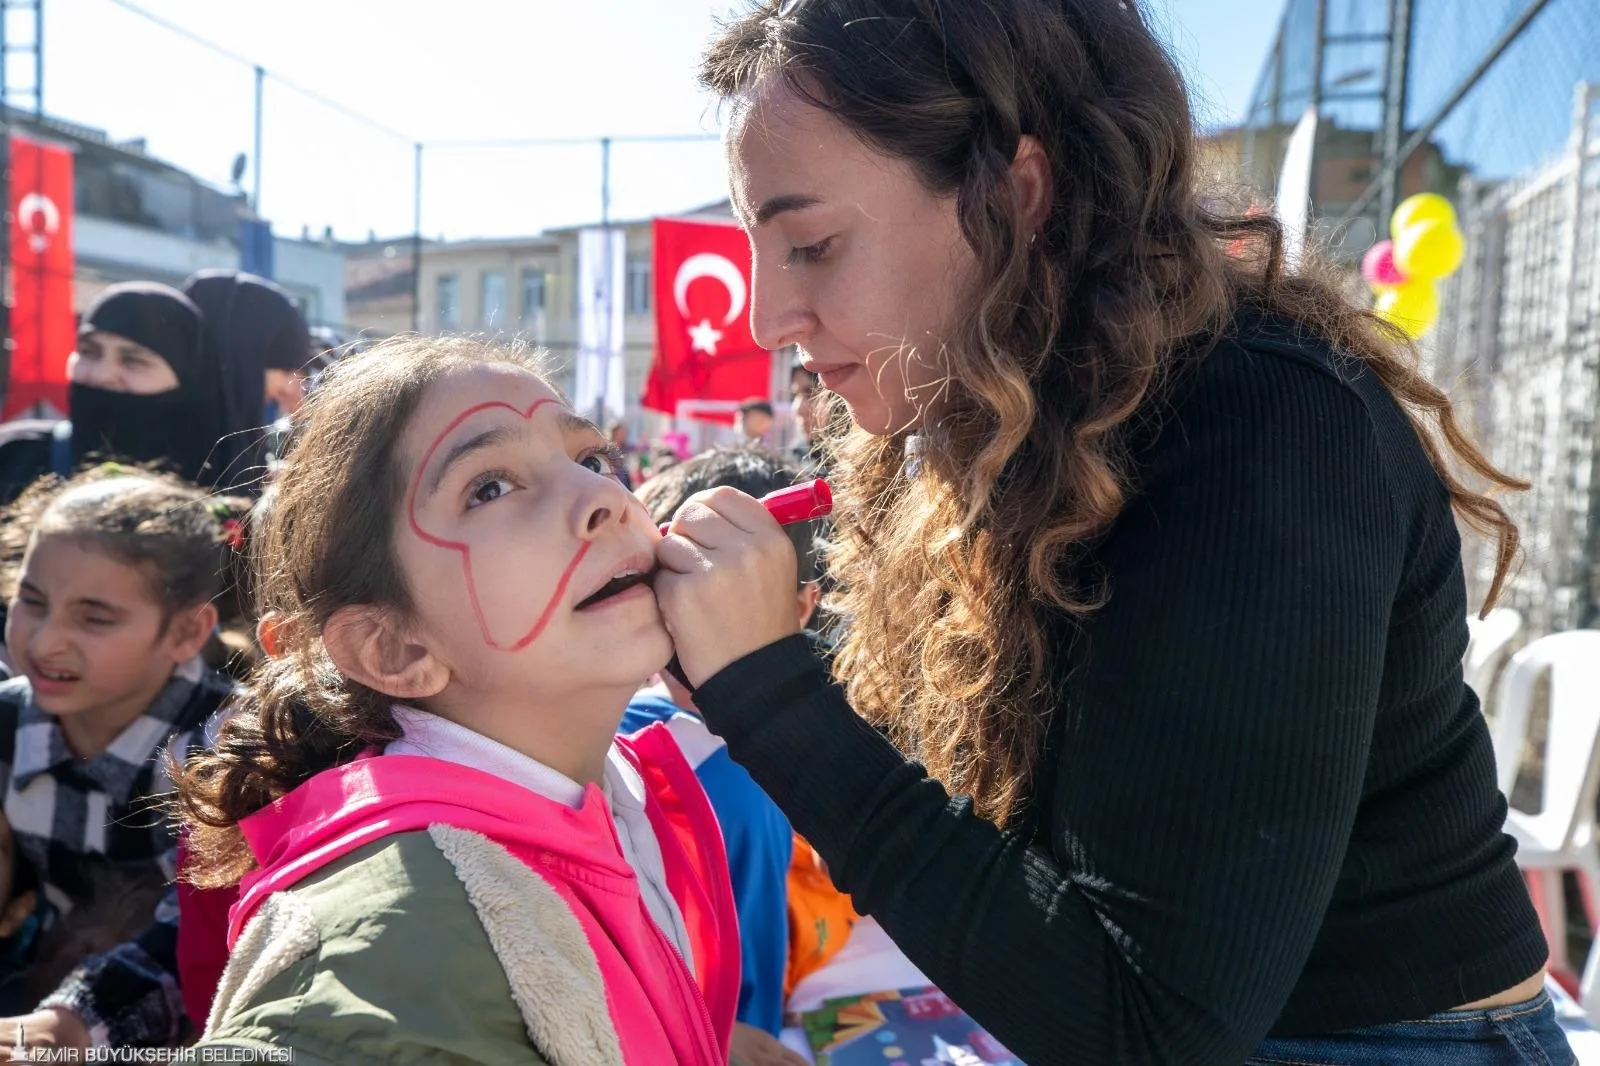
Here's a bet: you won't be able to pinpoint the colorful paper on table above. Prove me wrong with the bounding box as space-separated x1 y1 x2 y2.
798 985 1024 1065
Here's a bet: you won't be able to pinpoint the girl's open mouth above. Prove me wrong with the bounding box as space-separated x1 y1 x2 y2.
576 569 654 610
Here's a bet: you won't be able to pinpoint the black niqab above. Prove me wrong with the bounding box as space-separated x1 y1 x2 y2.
182 270 313 488
71 282 228 487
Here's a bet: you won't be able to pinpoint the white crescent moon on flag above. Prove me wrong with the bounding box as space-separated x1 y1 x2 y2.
18 193 59 236
673 253 747 327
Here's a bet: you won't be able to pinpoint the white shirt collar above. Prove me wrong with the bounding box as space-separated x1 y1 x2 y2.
385 706 692 966
386 705 589 808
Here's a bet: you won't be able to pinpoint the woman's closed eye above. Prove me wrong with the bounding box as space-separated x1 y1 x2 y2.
786 236 835 268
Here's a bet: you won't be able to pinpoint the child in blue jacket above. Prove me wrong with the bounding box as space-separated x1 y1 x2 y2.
623 446 824 1066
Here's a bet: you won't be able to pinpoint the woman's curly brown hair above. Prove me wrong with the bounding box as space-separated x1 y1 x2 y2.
702 0 1525 826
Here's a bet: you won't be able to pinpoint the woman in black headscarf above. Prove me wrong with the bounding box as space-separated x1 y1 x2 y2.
0 282 244 503
182 270 312 424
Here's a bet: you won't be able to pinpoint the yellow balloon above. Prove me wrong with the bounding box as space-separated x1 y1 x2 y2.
1393 219 1465 281
1375 280 1440 339
1391 193 1457 239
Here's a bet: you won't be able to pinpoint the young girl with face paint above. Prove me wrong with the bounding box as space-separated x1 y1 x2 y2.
174 336 738 1066
0 467 244 1054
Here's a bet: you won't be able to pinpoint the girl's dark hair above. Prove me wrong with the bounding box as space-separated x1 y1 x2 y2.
703 0 1526 824
173 335 554 889
0 464 252 648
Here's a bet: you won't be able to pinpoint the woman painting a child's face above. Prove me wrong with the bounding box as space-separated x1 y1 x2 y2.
339 362 672 770
729 78 981 436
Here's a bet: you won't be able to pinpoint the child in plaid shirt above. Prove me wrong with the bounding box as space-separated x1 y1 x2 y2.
0 467 246 1052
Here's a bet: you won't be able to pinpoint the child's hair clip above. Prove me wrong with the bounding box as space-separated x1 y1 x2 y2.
97 461 124 475
207 500 245 550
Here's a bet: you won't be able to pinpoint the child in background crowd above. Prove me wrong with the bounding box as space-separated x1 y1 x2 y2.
0 467 244 1051
628 445 822 1066
736 399 776 446
175 336 737 1065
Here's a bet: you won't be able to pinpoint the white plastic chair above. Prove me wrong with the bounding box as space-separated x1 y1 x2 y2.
1466 607 1522 715
1490 630 1600 1016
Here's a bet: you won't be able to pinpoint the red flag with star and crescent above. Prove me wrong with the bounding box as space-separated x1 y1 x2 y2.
643 218 770 421
7 134 75 418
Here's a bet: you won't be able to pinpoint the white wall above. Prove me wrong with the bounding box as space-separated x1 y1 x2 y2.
74 215 237 283
273 238 348 330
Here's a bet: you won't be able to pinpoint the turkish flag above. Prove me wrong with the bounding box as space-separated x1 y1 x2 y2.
7 134 75 418
643 218 770 422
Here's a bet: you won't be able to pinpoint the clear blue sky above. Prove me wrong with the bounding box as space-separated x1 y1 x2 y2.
47 0 1284 241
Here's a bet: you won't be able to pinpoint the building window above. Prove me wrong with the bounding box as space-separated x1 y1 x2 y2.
437 274 460 331
481 271 507 329
625 257 651 316
521 268 547 326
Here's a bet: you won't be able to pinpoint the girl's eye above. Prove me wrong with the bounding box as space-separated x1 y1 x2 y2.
467 475 514 509
785 237 834 268
580 446 625 479
84 616 117 628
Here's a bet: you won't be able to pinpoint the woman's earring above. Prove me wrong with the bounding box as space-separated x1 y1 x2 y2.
1029 232 1039 247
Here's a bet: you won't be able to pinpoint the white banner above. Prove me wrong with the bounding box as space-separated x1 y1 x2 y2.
575 226 627 425
1276 106 1318 273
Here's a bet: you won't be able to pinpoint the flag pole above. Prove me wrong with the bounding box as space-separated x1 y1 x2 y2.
596 136 612 429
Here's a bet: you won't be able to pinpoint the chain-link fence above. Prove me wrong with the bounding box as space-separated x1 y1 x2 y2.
1432 82 1600 635
27 0 729 343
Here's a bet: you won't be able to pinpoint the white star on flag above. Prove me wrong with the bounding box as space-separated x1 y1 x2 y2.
687 318 724 355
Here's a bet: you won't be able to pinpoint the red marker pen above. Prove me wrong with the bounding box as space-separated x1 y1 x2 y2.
660 478 832 534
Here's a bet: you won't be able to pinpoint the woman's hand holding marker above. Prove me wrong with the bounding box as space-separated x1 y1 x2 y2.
658 478 832 535
654 484 814 688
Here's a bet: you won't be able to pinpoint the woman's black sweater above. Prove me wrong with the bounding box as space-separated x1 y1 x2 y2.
692 313 1546 1066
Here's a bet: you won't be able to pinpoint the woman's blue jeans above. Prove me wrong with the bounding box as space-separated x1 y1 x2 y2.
1247 990 1576 1065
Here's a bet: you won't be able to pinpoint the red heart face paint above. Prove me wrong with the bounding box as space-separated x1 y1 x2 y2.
405 398 590 651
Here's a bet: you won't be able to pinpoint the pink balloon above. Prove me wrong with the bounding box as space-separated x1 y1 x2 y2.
1362 240 1406 287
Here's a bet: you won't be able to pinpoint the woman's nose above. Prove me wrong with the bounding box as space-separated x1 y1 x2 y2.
749 257 812 352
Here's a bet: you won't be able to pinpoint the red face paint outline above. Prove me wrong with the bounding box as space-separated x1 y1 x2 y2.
405 398 590 652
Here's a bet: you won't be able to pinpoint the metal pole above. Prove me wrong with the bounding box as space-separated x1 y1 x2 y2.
252 64 263 212
0 4 13 413
411 142 422 331
601 136 611 228
1377 0 1413 230
1311 0 1327 112
1348 0 1553 226
596 136 611 428
1270 24 1284 121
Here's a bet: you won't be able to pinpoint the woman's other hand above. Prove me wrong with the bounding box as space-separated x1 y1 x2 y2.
655 487 803 687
